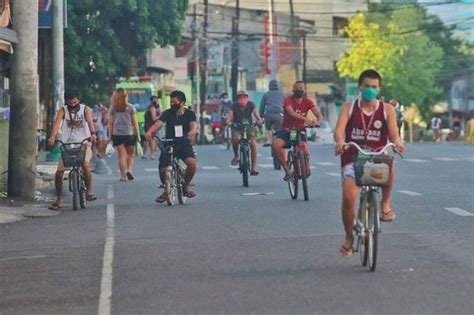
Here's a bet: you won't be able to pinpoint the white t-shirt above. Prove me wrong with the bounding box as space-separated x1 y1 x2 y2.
431 117 442 130
61 104 91 143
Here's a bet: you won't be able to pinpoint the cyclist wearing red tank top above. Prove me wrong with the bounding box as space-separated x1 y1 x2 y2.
334 69 405 257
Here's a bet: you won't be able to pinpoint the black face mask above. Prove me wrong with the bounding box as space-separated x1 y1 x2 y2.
293 90 304 99
171 102 181 110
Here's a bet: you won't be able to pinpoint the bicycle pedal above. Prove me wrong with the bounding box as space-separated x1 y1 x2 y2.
159 184 165 188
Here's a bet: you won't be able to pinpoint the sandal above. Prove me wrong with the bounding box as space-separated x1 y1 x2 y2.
339 244 353 257
283 173 294 181
155 192 168 203
48 202 62 211
119 176 127 181
86 194 97 201
381 210 396 222
183 186 196 198
263 143 271 147
231 157 239 166
126 171 134 180
250 170 259 176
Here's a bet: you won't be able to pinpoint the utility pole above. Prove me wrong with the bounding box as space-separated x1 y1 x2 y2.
8 0 39 199
303 34 307 88
199 0 208 144
52 0 64 113
289 0 299 80
267 0 277 81
231 0 240 101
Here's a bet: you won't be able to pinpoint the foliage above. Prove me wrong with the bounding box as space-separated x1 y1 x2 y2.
64 0 188 105
336 4 457 121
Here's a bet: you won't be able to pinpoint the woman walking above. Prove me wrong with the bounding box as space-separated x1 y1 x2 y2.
108 88 141 181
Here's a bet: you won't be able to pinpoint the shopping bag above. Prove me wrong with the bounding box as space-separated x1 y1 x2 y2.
135 142 143 157
105 143 115 157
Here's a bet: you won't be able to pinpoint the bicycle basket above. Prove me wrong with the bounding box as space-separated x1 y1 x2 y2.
354 153 393 187
60 144 87 167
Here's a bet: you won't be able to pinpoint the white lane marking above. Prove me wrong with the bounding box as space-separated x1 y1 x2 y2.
397 190 422 196
241 192 274 196
107 185 114 200
219 145 226 149
326 172 340 177
258 164 274 168
463 157 474 162
404 158 429 163
202 166 220 170
445 207 474 217
229 165 238 169
315 162 336 166
144 168 158 172
98 186 115 315
0 255 48 262
434 157 460 161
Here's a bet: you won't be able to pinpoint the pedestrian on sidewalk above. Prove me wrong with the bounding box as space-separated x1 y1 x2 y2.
47 90 98 210
143 95 161 159
465 116 474 144
108 88 141 181
92 102 107 158
430 115 442 142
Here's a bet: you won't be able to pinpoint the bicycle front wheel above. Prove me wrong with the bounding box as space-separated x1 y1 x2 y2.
358 193 369 266
79 171 86 209
71 170 80 211
166 167 177 206
240 144 249 187
287 151 298 199
368 191 379 272
176 165 187 205
298 151 309 201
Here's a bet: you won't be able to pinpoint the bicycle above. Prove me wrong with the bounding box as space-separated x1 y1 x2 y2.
286 129 311 201
224 125 232 150
233 121 256 187
157 137 188 206
345 142 400 272
56 138 90 211
270 130 281 170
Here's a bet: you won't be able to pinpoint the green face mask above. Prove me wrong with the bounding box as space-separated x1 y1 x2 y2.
361 87 380 101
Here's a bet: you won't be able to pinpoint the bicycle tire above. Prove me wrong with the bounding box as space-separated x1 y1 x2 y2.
358 193 369 266
79 171 86 209
71 170 80 211
177 164 187 205
241 144 249 187
287 151 298 199
166 167 177 206
368 191 379 272
298 151 309 201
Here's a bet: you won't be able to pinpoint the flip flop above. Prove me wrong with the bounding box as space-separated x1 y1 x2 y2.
126 171 134 180
86 194 97 201
339 244 353 257
155 193 168 203
231 157 239 166
263 143 271 147
381 210 396 222
250 170 259 176
183 186 196 198
48 202 62 211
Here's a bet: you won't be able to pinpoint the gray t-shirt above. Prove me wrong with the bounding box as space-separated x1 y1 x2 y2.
110 104 136 136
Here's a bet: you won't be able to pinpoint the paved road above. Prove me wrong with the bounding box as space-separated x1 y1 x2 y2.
0 143 473 314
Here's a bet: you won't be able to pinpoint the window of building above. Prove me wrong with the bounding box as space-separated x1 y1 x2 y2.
333 16 348 37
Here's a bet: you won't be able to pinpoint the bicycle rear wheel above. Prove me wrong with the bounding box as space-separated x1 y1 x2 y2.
79 171 86 209
368 191 379 272
298 152 309 201
71 170 80 211
240 144 249 187
287 151 298 199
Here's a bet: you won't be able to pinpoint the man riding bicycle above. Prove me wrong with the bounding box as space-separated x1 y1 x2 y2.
47 90 97 210
259 80 285 147
226 90 263 176
145 90 198 202
273 81 323 181
334 69 405 257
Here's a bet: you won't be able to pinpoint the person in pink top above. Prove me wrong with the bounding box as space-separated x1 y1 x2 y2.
334 69 405 257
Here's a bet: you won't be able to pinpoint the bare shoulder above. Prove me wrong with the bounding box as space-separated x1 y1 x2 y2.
383 102 395 115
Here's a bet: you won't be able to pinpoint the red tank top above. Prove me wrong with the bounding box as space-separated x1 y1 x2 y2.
341 99 388 167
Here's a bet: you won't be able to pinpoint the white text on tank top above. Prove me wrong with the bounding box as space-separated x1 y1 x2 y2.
61 104 91 143
349 99 385 142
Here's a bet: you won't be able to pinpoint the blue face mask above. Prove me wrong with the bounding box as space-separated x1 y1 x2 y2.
361 87 380 101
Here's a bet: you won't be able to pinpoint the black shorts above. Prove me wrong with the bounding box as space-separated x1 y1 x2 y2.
112 135 136 147
159 141 195 168
275 129 307 149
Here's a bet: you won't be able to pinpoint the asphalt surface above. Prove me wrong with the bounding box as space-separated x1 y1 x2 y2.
0 142 473 315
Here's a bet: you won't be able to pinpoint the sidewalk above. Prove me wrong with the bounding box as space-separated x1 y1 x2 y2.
0 151 59 224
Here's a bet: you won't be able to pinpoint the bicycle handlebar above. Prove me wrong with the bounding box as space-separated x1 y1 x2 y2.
55 138 91 146
344 142 402 157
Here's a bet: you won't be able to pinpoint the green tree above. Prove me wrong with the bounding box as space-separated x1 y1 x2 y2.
64 0 188 104
337 5 444 120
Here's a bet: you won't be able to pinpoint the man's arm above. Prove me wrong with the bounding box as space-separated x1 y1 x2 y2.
259 95 266 117
84 106 97 142
333 101 351 154
146 119 164 137
47 108 65 145
150 106 159 121
384 103 405 153
252 108 263 126
310 104 323 125
188 121 198 141
226 109 234 126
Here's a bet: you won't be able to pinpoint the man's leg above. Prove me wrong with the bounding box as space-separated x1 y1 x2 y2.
273 138 290 176
82 162 94 196
231 130 241 164
265 129 273 145
183 157 197 187
249 137 258 173
53 170 65 206
341 176 359 256
381 166 396 221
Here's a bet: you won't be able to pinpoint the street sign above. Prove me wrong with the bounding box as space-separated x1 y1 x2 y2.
38 0 67 29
